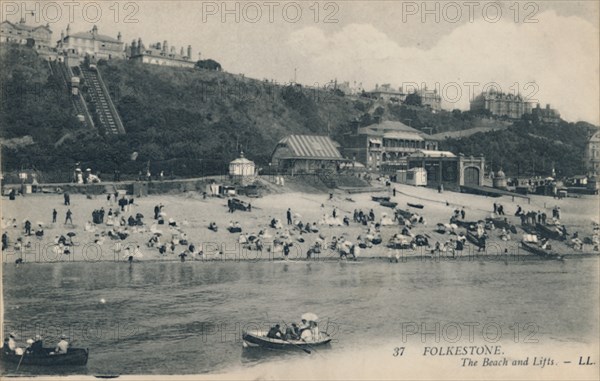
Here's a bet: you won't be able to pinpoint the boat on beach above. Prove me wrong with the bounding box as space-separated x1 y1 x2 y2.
242 330 332 351
1 348 89 367
371 196 390 202
536 223 566 241
406 203 424 209
521 241 562 259
466 231 485 247
379 201 398 208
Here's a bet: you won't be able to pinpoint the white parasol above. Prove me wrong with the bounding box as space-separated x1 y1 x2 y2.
301 312 319 321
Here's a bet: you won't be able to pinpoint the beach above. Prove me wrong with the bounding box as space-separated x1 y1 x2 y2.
2 182 598 264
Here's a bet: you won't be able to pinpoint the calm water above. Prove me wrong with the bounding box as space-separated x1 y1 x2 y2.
2 257 598 375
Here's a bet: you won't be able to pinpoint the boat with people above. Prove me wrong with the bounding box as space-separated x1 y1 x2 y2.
242 330 332 351
242 313 332 352
0 347 89 367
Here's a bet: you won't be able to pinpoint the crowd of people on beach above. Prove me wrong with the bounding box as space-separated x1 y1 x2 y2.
2 182 599 265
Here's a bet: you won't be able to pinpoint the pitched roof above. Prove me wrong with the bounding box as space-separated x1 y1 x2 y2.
1 20 51 32
275 135 343 160
68 31 120 43
359 121 438 140
410 150 456 158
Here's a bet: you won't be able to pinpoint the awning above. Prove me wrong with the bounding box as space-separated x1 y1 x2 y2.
369 138 382 145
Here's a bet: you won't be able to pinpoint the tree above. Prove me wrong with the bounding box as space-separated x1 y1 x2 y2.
404 92 422 106
195 59 222 71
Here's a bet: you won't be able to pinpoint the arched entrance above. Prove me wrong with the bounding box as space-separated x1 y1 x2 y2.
464 167 480 186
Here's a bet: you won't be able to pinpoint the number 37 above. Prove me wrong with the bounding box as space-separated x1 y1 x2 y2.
393 347 405 357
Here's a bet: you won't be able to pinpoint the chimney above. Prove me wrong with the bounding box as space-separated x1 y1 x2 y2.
137 38 143 53
546 104 550 109
180 47 184 56
187 45 192 59
163 40 168 52
117 32 122 42
91 25 98 37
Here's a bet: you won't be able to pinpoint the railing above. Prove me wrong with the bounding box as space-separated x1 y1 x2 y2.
78 65 123 134
95 67 125 134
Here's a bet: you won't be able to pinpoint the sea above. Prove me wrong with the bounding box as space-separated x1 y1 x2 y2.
1 257 598 376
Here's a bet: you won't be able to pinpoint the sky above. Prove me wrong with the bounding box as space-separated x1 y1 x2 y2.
3 1 599 124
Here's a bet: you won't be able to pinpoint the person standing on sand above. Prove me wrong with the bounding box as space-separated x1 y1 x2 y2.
52 209 57 223
460 208 465 220
65 209 73 225
287 208 292 225
64 192 70 205
393 188 396 197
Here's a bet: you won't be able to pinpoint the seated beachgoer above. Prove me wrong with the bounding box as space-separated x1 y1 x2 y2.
266 324 283 339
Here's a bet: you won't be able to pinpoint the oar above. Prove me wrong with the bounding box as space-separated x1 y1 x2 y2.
282 337 311 354
275 317 315 355
16 350 26 371
265 312 313 354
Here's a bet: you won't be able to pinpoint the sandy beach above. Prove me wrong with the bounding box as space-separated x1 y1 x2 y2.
1 182 599 264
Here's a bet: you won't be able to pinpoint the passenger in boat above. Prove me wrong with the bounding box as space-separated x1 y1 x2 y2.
310 321 320 341
266 324 283 339
54 335 69 354
284 326 299 341
29 335 43 355
2 338 10 354
298 319 310 336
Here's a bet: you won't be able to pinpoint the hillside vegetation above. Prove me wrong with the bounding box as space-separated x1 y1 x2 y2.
1 45 597 182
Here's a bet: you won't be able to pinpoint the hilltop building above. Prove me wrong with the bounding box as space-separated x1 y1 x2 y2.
415 87 442 111
56 24 125 62
585 130 600 177
326 80 364 95
0 18 52 50
341 120 439 172
369 84 407 103
470 90 532 119
271 135 346 174
128 38 195 68
531 103 561 124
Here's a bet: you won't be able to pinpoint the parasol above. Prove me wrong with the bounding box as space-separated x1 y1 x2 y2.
301 312 319 321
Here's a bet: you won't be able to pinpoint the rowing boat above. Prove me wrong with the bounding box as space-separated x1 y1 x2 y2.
521 241 562 259
242 330 332 350
371 196 390 202
379 201 398 208
406 203 424 209
1 348 89 366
